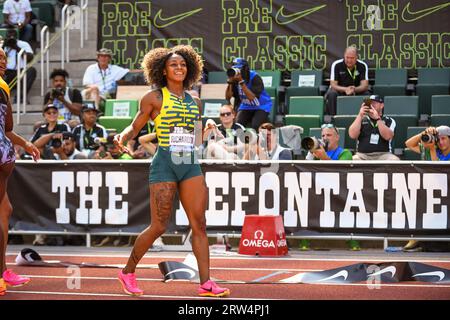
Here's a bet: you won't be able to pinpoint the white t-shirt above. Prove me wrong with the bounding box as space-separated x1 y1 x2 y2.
5 39 33 70
3 0 32 24
54 148 84 160
82 63 129 96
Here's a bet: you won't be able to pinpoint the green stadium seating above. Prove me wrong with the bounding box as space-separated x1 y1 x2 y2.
403 126 427 160
208 71 227 84
403 149 422 160
285 70 323 109
384 96 419 117
104 99 139 117
30 2 56 28
257 70 281 115
98 117 133 133
201 98 228 118
431 95 450 114
373 68 407 97
389 115 418 150
415 68 450 116
284 115 320 136
288 96 324 122
332 115 357 150
430 114 450 126
336 96 367 115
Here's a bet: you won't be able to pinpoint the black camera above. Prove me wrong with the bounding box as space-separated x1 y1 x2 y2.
226 66 241 78
51 132 62 149
301 137 329 152
421 133 438 143
51 87 65 99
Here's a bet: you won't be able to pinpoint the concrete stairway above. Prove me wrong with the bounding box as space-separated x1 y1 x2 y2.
13 0 99 138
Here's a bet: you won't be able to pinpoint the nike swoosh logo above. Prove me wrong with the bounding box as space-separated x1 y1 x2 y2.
25 253 35 262
165 268 197 279
412 271 445 281
316 270 348 282
402 2 450 22
275 4 326 25
368 266 396 278
153 8 203 28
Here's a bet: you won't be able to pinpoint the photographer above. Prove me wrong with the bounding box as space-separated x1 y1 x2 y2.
72 104 107 158
405 125 450 161
349 95 399 160
53 132 86 160
225 58 272 131
304 124 353 160
1 0 33 42
44 69 82 128
93 133 133 160
31 104 70 159
243 123 292 160
2 27 36 96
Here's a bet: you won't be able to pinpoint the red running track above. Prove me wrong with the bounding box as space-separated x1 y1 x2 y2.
2 252 450 300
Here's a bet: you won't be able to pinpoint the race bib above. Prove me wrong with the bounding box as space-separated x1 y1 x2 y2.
169 126 195 152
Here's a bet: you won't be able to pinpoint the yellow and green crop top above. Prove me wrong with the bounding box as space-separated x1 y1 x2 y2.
154 87 200 150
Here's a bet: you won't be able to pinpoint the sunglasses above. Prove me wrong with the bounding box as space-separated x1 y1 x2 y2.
45 110 58 115
220 112 232 117
321 123 339 134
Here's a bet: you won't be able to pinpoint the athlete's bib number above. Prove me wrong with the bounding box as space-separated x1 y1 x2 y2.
169 127 195 152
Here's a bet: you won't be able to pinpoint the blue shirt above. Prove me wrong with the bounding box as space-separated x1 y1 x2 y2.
237 70 272 113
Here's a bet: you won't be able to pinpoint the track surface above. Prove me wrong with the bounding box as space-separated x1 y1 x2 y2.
2 246 450 300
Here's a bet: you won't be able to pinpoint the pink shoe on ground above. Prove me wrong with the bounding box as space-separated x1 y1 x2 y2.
3 269 30 287
118 270 144 296
198 280 230 297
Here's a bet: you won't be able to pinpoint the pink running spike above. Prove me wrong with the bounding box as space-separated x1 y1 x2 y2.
2 269 30 287
118 270 144 296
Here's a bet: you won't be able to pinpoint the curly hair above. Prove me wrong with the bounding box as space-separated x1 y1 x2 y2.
50 68 69 79
141 45 203 89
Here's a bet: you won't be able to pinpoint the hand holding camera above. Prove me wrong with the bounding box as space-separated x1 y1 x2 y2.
51 88 65 101
421 127 438 147
50 132 63 150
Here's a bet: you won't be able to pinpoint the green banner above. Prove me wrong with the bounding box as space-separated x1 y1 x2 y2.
98 0 450 74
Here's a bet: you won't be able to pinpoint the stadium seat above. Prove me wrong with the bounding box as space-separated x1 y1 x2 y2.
257 70 281 115
373 68 407 97
116 85 148 100
431 95 450 114
384 96 419 117
208 71 227 84
336 96 366 115
415 68 450 116
98 117 133 133
430 114 450 126
31 2 55 28
200 83 227 99
201 99 228 118
104 99 139 117
285 70 323 110
284 115 320 136
309 127 346 148
403 126 427 160
288 96 324 122
389 115 418 151
403 149 422 160
332 116 357 150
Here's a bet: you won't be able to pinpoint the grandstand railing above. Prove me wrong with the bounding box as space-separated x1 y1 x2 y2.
16 1 90 124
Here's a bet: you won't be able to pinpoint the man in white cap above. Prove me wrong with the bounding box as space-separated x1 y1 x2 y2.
82 48 129 109
405 125 450 161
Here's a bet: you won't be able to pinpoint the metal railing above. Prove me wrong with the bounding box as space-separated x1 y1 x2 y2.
16 1 90 124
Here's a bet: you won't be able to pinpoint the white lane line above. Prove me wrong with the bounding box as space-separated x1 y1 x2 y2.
7 252 450 263
13 274 450 289
6 290 280 300
6 262 322 272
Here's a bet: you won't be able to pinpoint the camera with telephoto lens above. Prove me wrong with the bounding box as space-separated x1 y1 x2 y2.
421 133 438 143
301 136 329 152
226 66 241 78
237 129 258 145
51 87 65 99
51 132 62 149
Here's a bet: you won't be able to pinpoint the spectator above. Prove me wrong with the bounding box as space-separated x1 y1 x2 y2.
303 123 358 251
82 48 129 110
53 132 86 160
31 104 70 159
72 103 107 158
93 133 133 160
44 69 82 128
203 104 245 159
133 121 158 158
349 95 399 160
305 123 353 160
325 46 370 115
403 125 450 252
225 58 272 131
243 122 292 160
2 0 33 42
2 27 36 97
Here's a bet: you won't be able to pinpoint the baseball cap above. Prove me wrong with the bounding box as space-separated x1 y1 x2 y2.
232 57 248 68
62 132 75 140
369 95 384 103
96 48 113 56
43 104 58 113
81 103 100 113
437 125 450 137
